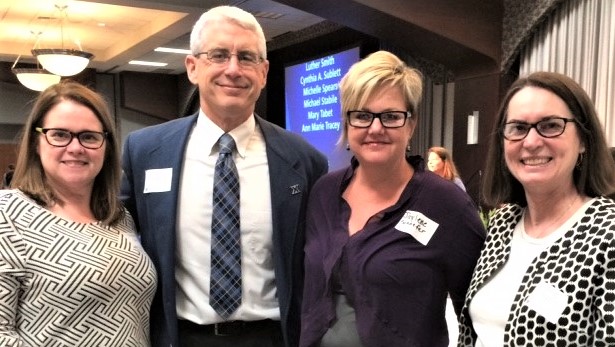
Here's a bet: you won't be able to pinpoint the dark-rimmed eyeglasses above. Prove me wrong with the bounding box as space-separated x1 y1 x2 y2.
35 127 107 149
502 117 576 141
194 49 263 67
347 111 411 128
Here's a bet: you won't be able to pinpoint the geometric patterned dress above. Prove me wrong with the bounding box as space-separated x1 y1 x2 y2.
0 190 157 346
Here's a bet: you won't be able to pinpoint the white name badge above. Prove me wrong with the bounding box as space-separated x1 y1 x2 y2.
525 281 568 323
143 168 173 193
395 210 439 245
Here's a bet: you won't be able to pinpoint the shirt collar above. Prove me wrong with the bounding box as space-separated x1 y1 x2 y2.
197 110 255 158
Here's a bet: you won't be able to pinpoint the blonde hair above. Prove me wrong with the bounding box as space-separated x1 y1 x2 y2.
338 50 423 145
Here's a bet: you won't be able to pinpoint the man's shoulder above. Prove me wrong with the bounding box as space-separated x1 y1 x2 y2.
257 118 321 153
128 115 196 141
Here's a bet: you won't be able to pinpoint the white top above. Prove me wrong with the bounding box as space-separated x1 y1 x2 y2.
469 198 594 347
0 190 156 346
176 112 278 324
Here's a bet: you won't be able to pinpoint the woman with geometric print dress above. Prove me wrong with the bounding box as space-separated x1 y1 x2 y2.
0 81 156 346
458 71 615 347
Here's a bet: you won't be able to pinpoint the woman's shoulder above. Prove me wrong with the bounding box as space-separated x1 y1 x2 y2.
0 190 43 230
580 196 615 235
416 170 471 204
0 189 37 208
313 166 347 187
485 203 523 234
583 196 615 220
593 195 615 209
116 207 137 230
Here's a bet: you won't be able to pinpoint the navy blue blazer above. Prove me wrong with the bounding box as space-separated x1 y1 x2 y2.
120 113 328 347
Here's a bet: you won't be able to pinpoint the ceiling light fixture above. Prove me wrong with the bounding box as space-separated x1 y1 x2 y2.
11 31 61 91
155 47 191 54
12 68 61 92
129 60 168 67
32 4 94 76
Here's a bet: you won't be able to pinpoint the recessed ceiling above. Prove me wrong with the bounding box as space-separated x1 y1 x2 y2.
0 0 325 74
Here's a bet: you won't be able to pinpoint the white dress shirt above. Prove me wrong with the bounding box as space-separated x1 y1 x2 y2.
176 111 278 324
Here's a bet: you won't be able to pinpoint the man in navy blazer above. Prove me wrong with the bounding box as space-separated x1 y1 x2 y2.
120 6 327 347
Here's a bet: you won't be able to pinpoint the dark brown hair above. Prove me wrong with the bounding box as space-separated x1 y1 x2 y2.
482 71 615 207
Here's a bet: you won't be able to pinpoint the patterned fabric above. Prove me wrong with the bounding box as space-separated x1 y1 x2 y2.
458 197 615 346
502 0 562 71
210 133 241 319
0 190 157 347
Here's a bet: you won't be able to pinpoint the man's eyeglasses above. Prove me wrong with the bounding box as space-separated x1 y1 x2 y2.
35 127 107 149
347 111 411 128
502 117 577 141
194 49 263 67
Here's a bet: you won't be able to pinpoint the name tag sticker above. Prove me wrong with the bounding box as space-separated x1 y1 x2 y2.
525 281 568 323
143 168 173 193
395 210 439 245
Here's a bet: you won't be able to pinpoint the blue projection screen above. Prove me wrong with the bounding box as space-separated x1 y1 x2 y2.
284 46 360 172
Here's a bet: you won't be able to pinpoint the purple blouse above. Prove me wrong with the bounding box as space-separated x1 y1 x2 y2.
300 156 486 347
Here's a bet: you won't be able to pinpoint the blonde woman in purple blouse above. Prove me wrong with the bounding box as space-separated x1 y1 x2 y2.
300 51 485 347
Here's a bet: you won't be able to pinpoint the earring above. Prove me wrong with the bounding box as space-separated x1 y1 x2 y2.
346 143 350 151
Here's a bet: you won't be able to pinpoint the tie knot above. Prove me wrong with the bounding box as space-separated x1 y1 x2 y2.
218 133 236 154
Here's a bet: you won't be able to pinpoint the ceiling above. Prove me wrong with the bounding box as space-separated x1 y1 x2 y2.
0 0 326 75
0 0 503 77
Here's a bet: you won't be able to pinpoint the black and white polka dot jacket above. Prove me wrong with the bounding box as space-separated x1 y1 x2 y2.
458 197 615 347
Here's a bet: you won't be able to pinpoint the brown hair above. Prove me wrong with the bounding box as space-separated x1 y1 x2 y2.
482 71 615 206
11 81 124 226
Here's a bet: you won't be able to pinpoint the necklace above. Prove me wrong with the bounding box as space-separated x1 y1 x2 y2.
524 195 581 239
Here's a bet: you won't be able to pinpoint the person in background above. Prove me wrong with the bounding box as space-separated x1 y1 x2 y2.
0 81 156 346
427 146 466 191
1 164 14 189
300 50 485 347
458 71 615 346
120 5 328 347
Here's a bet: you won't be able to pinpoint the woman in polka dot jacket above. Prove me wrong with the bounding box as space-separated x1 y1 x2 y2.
458 71 615 347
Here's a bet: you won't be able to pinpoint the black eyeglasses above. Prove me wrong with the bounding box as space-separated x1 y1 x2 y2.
502 117 577 141
347 111 411 128
194 49 263 67
35 127 107 149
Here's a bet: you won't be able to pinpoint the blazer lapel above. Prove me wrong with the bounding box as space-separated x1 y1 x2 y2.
143 116 196 278
259 118 306 251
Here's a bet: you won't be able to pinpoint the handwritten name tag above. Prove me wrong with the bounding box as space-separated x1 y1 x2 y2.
395 210 439 245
